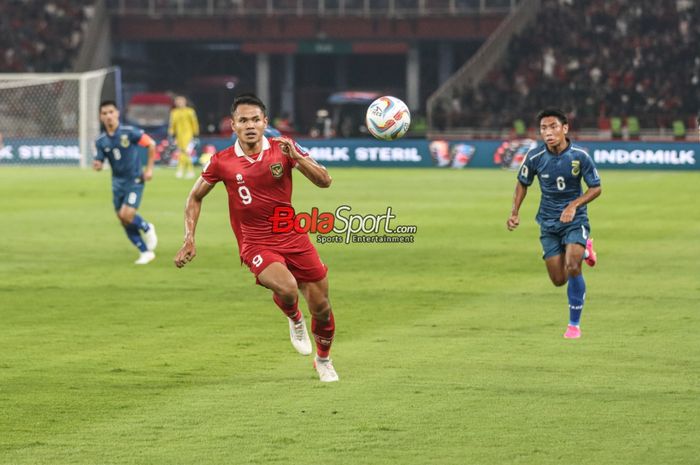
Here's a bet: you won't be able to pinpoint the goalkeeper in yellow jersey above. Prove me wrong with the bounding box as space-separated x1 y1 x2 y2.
169 95 200 179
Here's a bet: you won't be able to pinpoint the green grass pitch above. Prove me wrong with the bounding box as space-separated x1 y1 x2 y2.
1 166 698 464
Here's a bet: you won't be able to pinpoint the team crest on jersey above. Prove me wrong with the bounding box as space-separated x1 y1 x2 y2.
120 134 130 148
571 160 581 176
270 163 283 178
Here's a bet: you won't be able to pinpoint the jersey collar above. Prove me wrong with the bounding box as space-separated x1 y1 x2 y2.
234 136 270 163
106 124 121 138
546 138 571 156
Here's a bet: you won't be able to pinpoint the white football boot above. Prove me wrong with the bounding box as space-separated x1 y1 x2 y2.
314 356 339 382
289 317 312 355
143 223 158 251
134 250 156 265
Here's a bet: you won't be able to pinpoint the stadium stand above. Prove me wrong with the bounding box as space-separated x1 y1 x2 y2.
0 0 94 72
432 0 700 132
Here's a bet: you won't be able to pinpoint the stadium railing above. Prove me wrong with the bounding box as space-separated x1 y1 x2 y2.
74 0 113 72
106 0 519 17
426 0 540 131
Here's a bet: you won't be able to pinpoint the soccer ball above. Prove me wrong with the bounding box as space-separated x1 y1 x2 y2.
366 96 411 140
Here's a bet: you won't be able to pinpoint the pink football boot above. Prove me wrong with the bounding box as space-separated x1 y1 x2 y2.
584 238 597 267
564 325 581 339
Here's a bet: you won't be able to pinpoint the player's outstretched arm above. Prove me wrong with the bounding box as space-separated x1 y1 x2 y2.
507 182 528 231
560 186 602 223
273 137 332 188
174 177 216 268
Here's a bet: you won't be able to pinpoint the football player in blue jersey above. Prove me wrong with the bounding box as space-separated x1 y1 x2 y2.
94 100 158 265
507 108 601 339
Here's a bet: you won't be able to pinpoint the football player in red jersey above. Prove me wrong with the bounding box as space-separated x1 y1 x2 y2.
174 94 339 382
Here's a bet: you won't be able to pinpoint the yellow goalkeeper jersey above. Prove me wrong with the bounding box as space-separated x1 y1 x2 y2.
168 107 200 149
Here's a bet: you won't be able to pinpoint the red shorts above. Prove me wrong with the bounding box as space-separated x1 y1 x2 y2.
242 245 328 284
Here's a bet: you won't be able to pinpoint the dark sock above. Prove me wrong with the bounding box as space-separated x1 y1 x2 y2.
567 273 586 326
124 224 147 252
132 214 150 233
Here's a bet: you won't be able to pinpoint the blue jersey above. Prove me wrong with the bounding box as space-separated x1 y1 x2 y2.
517 141 601 227
95 125 145 180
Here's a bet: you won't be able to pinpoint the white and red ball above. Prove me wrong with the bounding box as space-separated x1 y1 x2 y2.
366 96 411 140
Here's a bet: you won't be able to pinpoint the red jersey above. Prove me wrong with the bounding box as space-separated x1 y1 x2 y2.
201 137 312 257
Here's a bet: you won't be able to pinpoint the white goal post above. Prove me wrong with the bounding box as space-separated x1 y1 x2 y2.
0 67 121 168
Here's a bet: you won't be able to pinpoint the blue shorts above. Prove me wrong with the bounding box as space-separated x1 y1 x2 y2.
112 176 145 211
539 221 590 259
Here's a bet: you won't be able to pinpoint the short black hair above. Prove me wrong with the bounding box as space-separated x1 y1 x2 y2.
231 93 266 116
536 108 568 126
99 100 118 111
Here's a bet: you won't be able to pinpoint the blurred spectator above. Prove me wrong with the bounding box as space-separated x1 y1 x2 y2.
219 115 234 137
438 0 700 131
273 112 295 134
0 0 93 72
309 109 334 138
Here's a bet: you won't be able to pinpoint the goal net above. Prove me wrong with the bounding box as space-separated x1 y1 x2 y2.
0 67 120 167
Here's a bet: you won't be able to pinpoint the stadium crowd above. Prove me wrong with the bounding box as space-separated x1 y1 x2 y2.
0 0 94 72
437 0 700 131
